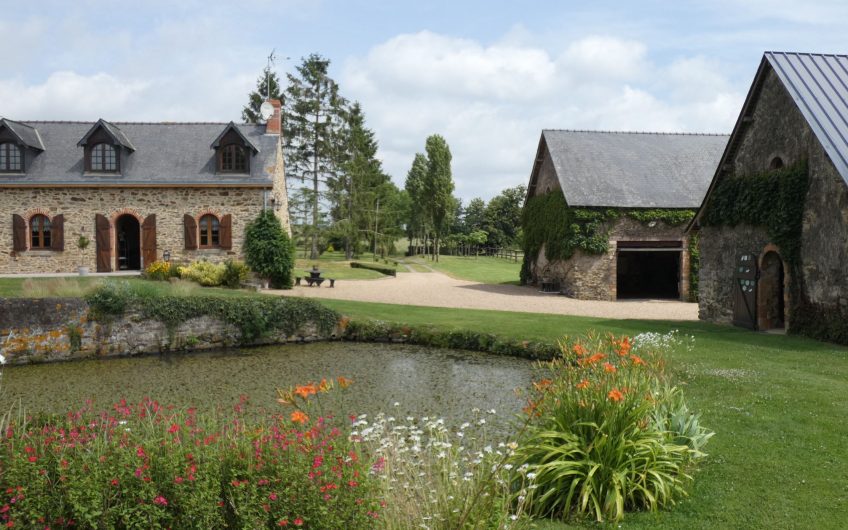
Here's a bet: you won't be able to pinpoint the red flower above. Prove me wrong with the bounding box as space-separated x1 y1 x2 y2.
27 456 37 463
277 521 288 527
269 492 278 501
168 423 179 434
110 479 119 487
294 519 304 527
153 495 168 506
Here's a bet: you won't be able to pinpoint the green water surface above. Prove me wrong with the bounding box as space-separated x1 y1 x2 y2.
0 342 537 428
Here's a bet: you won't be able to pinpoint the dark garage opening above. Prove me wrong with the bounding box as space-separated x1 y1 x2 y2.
617 250 680 299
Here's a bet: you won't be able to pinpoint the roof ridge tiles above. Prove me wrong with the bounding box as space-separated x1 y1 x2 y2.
16 120 259 126
542 128 729 136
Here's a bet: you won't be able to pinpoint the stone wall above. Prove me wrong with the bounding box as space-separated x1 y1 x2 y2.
0 187 270 273
531 216 690 301
0 298 335 365
698 68 848 326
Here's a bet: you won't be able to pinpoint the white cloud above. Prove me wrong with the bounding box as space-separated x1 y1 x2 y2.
343 32 744 200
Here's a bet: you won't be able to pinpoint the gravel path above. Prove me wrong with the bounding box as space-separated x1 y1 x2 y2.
275 270 698 321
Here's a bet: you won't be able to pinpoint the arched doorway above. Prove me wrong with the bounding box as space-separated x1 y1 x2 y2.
115 214 141 270
758 251 785 330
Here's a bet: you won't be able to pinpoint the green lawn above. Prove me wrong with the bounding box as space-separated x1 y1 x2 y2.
319 299 848 529
0 276 256 298
409 254 521 284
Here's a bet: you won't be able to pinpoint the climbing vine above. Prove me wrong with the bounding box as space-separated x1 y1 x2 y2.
688 232 700 303
701 160 809 265
520 191 696 284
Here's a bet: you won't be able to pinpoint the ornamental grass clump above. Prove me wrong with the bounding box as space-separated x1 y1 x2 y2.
512 332 713 523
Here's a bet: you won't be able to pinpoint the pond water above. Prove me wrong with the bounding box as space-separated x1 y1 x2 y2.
0 343 538 430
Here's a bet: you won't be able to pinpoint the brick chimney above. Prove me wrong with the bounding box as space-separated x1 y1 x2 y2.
265 99 282 135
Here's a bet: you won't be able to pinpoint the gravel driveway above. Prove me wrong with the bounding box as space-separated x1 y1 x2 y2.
275 270 698 321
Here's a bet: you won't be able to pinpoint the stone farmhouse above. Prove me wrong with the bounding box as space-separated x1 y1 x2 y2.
0 100 289 274
691 52 848 344
523 130 727 301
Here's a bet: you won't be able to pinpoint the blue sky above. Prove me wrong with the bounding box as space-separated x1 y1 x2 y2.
2 0 847 199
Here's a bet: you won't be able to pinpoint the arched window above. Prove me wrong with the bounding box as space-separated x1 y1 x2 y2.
90 143 118 172
221 144 248 172
30 214 51 249
0 143 22 172
769 157 784 170
199 214 220 248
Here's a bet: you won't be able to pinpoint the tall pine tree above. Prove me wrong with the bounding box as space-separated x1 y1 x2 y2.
284 54 348 259
404 153 429 255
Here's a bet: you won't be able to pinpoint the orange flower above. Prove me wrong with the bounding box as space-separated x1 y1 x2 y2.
583 353 606 366
576 379 590 390
290 411 309 424
630 354 646 366
603 362 617 373
337 376 353 389
616 337 632 357
533 378 553 392
572 343 587 357
318 378 331 392
607 389 624 402
294 384 318 399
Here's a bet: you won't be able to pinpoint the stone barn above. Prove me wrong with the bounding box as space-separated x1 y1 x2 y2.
0 100 289 274
691 52 848 344
522 130 728 301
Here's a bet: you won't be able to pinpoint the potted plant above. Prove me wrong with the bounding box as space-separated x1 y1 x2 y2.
77 235 91 275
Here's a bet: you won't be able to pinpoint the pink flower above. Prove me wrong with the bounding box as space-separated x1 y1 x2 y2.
294 519 304 527
168 423 179 434
153 495 168 506
136 446 146 458
269 493 278 501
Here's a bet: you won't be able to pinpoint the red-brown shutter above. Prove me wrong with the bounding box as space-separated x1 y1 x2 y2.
12 214 26 251
95 214 112 272
184 214 198 250
220 214 232 250
50 214 65 251
142 214 157 267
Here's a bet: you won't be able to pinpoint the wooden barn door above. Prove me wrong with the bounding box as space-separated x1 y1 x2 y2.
95 214 112 273
142 214 157 268
732 253 758 330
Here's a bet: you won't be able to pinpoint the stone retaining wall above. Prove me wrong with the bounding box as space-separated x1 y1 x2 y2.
0 298 333 365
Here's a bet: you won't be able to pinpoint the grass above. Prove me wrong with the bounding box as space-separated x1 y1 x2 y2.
317 298 848 529
409 254 521 284
0 277 256 298
294 251 394 280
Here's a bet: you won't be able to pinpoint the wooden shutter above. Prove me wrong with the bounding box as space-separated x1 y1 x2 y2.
12 214 26 251
142 214 157 267
220 214 232 250
50 214 65 251
95 214 112 273
184 214 198 250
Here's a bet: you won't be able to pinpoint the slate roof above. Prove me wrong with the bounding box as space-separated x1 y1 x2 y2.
77 119 136 151
0 118 45 151
0 120 278 186
765 51 848 186
535 130 729 208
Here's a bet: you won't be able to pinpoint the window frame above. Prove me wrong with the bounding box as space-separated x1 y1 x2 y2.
219 143 249 173
30 214 52 250
198 214 221 249
0 142 23 172
88 143 119 173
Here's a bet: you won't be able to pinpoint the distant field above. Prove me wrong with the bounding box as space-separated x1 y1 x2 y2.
408 254 520 284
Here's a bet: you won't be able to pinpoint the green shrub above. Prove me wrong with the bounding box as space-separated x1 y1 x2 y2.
143 260 172 281
512 332 712 522
179 261 226 287
244 210 295 289
221 260 250 289
83 280 132 320
350 262 396 276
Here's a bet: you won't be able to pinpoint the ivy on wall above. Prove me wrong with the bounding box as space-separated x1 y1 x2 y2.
688 232 700 303
701 161 809 265
698 161 848 344
520 191 696 284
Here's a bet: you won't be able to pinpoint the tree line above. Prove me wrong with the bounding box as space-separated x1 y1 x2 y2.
244 54 525 261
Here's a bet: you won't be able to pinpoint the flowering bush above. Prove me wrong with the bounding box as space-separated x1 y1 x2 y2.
0 396 380 528
353 408 530 530
143 260 172 281
221 259 250 288
512 333 713 522
179 260 226 286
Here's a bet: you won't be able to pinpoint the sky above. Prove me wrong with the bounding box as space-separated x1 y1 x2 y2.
2 0 848 201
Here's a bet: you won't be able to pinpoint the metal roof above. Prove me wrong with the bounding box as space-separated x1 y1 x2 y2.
766 52 848 186
0 120 278 186
539 130 729 208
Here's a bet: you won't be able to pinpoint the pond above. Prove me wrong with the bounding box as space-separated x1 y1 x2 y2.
0 342 539 430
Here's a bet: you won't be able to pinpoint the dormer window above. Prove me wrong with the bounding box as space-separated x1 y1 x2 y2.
211 122 258 175
90 143 118 172
0 143 22 172
221 144 248 173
